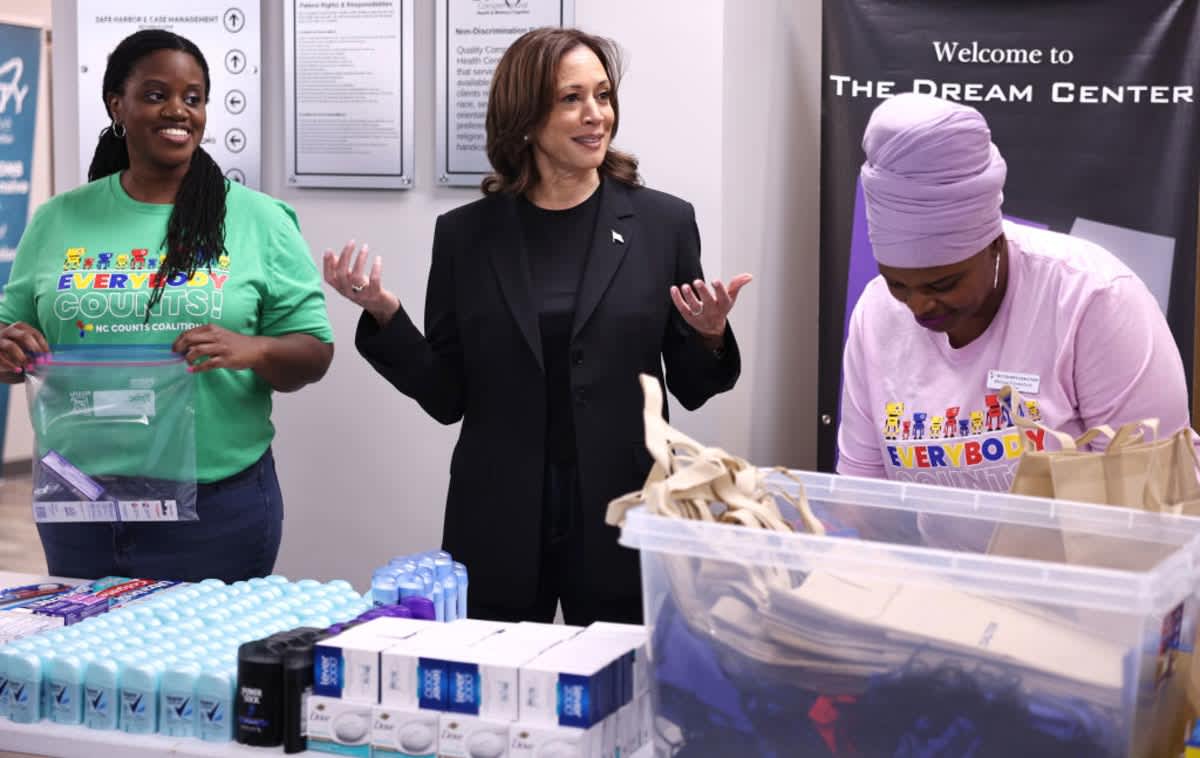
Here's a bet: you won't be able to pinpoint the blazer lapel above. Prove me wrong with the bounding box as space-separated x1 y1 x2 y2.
487 194 544 372
572 179 634 340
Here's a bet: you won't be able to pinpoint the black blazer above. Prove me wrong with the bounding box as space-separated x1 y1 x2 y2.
356 178 740 609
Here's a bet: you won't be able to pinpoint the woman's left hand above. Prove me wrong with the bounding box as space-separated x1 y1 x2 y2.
173 324 265 373
670 273 754 338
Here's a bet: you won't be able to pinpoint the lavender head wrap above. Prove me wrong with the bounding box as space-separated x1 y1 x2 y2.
860 93 1007 268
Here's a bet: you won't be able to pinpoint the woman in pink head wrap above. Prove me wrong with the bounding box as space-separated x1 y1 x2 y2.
837 93 1194 522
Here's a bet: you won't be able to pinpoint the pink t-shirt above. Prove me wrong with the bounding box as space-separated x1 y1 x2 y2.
838 221 1194 493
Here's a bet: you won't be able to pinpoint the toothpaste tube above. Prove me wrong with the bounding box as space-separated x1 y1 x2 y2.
27 578 180 625
40 449 108 501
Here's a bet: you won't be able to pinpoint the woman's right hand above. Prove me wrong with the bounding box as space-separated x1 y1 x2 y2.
0 322 49 379
323 240 401 328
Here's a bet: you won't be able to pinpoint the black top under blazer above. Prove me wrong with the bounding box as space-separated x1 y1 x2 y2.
356 178 741 610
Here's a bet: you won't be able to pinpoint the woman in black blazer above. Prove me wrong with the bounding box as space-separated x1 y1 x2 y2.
324 27 751 625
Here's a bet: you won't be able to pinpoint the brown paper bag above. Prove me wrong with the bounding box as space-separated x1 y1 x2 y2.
988 385 1200 756
990 385 1200 566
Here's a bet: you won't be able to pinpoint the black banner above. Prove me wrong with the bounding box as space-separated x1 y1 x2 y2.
818 0 1200 471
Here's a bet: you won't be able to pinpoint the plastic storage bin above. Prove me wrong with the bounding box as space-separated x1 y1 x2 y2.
619 470 1200 758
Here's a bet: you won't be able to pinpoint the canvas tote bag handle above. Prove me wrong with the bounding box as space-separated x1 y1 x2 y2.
606 374 824 536
1000 385 1153 453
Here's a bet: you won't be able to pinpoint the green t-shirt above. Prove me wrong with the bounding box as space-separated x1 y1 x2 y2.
1 173 333 482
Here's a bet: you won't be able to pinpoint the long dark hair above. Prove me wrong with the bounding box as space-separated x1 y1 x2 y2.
88 29 227 314
483 27 641 195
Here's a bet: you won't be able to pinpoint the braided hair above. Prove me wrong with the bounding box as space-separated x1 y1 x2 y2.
87 29 227 315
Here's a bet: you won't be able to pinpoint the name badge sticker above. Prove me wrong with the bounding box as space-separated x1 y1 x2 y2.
987 370 1040 395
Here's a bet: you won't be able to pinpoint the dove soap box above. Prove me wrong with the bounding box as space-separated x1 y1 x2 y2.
437 713 511 758
371 704 440 758
312 618 437 703
441 628 578 721
519 635 637 729
307 694 373 757
508 718 617 758
572 623 648 697
379 619 508 710
312 628 405 704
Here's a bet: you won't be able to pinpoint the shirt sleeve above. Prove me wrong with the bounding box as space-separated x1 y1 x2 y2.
1072 275 1194 447
837 295 887 478
0 202 50 327
259 201 334 342
661 201 740 410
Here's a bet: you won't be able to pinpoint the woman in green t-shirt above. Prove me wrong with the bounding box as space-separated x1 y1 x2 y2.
0 30 334 582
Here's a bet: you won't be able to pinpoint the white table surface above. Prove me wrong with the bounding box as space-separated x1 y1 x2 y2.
0 718 278 757
0 571 653 758
0 717 654 758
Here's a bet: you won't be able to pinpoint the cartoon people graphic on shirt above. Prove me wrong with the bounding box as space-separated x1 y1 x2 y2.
131 249 148 269
64 248 84 271
96 253 113 270
930 416 944 438
1025 400 1042 423
115 253 130 269
883 402 904 440
882 397 1036 448
944 407 960 438
985 394 1005 432
912 412 928 440
218 254 231 271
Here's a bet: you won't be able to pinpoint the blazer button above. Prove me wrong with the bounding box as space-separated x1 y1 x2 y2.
571 350 584 367
574 387 588 406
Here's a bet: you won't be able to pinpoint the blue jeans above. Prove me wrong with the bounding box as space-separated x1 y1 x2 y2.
36 449 284 583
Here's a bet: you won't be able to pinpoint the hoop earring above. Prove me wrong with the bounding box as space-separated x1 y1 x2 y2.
111 120 126 138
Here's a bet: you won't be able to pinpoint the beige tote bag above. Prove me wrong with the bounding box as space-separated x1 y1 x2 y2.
605 374 824 665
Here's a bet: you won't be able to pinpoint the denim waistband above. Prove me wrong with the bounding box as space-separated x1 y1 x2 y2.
198 447 274 492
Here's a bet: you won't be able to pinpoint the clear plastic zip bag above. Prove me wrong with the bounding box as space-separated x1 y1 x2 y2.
24 345 198 522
